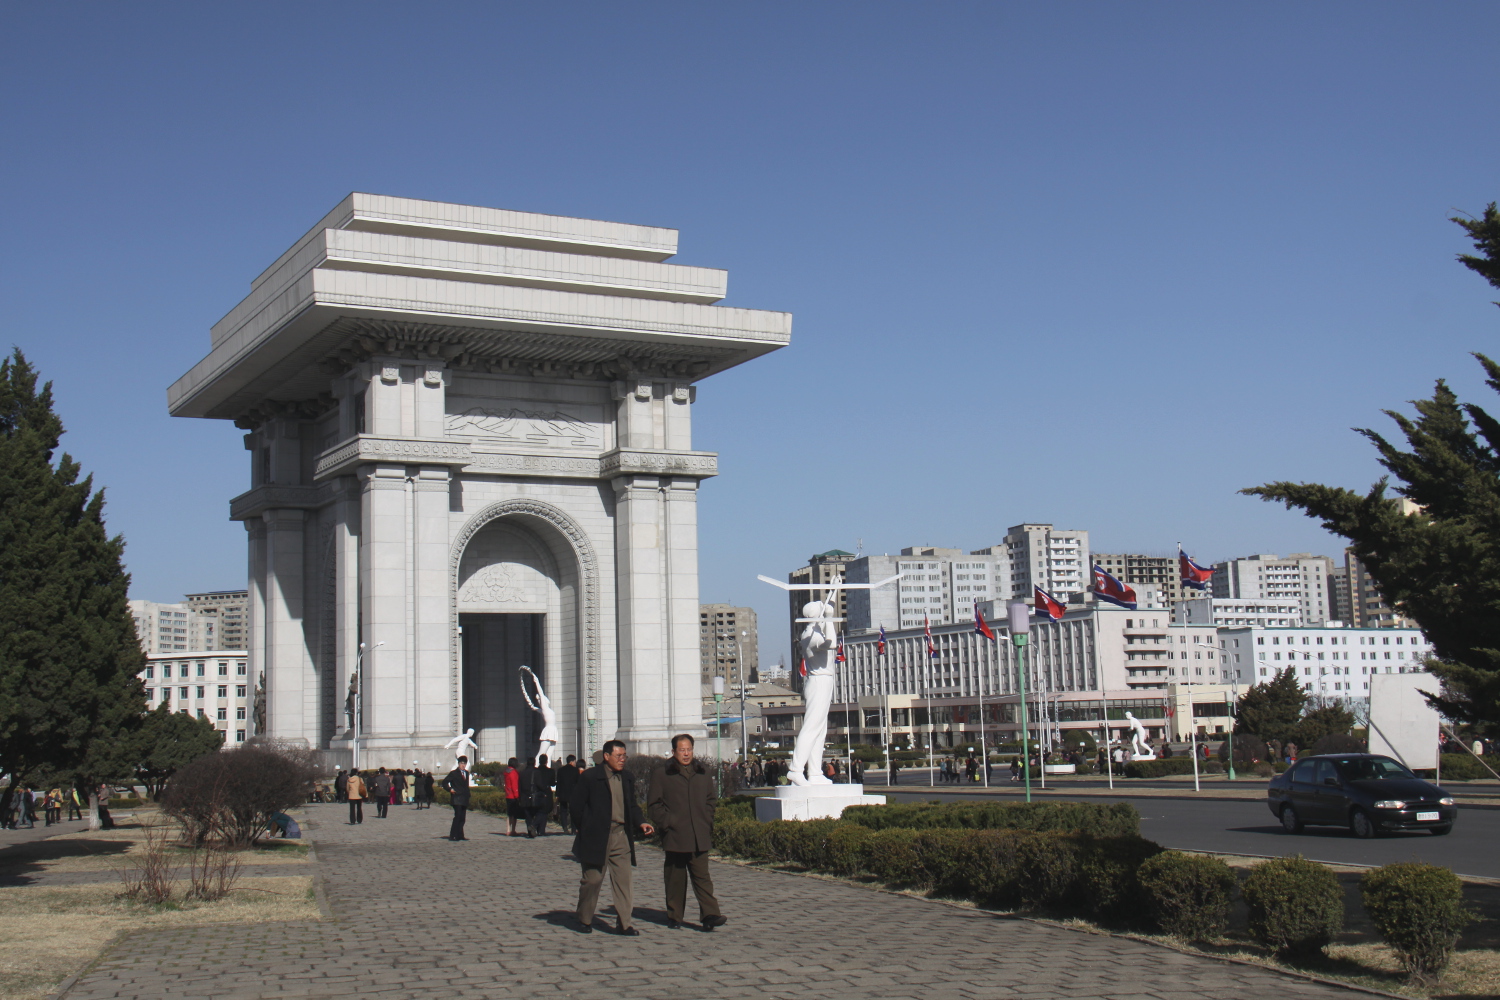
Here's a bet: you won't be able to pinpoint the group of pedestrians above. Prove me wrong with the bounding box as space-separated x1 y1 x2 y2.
335 767 436 825
2 786 85 829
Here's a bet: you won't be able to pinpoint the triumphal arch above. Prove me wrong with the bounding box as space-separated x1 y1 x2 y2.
169 194 790 767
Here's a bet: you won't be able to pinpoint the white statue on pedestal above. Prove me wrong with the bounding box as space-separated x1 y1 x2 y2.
519 665 559 765
788 599 839 786
444 727 478 765
1125 712 1157 760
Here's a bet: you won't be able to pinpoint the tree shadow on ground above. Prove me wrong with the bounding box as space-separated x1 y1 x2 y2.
0 838 133 887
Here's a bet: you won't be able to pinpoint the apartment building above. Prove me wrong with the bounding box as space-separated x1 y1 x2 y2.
1211 553 1336 624
128 600 217 654
1343 550 1418 629
699 604 758 693
185 590 249 651
1219 623 1431 711
141 650 252 744
1174 598 1302 628
999 524 1089 601
1093 552 1196 607
844 548 1003 633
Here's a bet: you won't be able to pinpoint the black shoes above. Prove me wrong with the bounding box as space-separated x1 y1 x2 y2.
618 926 640 936
666 919 683 930
703 914 728 930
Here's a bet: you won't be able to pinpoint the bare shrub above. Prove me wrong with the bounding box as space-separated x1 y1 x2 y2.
160 744 319 849
185 844 242 902
118 823 175 904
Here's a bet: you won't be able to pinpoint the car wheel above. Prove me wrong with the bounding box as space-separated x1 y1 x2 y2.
1349 808 1377 839
1280 805 1303 833
1430 823 1453 836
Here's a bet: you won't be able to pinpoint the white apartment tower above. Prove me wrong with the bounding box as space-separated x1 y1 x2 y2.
128 600 219 654
998 524 1089 601
1212 553 1336 625
845 547 1003 633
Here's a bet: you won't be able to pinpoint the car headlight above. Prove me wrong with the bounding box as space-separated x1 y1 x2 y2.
1373 800 1407 810
1440 797 1456 806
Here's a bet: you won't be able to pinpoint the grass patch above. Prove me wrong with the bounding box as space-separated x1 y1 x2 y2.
0 876 319 1000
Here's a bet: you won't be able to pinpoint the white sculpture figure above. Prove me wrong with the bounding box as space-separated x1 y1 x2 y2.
1124 712 1156 760
787 599 839 786
444 727 478 765
519 665 559 765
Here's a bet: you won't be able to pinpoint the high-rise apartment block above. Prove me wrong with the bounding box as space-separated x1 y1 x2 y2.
1094 553 1195 607
1343 549 1417 629
1000 524 1089 601
1211 553 1336 625
845 547 1002 633
1174 598 1302 628
786 550 857 689
699 604 758 693
129 600 217 654
185 590 249 650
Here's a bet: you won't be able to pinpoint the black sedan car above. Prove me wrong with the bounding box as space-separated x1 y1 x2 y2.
1267 753 1457 838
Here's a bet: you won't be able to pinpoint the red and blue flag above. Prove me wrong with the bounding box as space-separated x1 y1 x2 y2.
974 605 996 641
925 616 937 659
1034 585 1067 621
1179 548 1214 591
1091 565 1137 610
877 625 887 655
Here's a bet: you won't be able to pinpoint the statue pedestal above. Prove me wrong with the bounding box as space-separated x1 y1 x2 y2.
755 784 886 822
1130 752 1158 761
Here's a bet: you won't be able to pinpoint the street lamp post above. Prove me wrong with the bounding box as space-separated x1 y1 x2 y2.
1008 601 1033 803
1196 639 1237 780
350 640 384 770
713 675 725 796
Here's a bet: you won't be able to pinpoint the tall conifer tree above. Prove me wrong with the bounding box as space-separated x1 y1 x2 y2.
1246 205 1500 736
0 350 145 821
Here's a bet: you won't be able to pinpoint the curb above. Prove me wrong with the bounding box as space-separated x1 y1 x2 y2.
709 855 1415 999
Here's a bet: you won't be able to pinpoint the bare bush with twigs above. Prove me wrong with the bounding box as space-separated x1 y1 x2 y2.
117 823 175 904
160 744 319 849
184 843 242 902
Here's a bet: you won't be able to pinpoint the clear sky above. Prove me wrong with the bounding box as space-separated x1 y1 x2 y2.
2 3 1497 669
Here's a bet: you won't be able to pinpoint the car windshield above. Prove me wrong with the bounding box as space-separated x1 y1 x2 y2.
1335 757 1414 781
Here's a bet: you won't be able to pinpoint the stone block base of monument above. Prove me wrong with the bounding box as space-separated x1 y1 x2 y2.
755 784 887 822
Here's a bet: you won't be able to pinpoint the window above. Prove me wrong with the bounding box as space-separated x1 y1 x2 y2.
236 707 246 720
179 686 189 698
196 686 205 698
216 708 227 721
217 685 227 698
145 666 154 678
236 729 246 742
237 663 246 676
218 663 228 676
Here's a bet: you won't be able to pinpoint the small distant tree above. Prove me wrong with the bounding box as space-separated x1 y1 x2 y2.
0 351 145 829
1234 668 1307 744
134 701 224 799
1293 703 1356 750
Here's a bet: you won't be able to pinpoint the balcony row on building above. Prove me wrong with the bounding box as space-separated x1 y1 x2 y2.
128 590 250 654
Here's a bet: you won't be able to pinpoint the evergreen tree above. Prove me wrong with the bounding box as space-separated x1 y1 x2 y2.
1246 206 1500 736
1234 668 1307 744
0 350 146 825
133 700 224 799
1293 703 1356 749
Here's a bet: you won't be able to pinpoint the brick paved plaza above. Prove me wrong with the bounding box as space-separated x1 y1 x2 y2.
61 804 1364 1000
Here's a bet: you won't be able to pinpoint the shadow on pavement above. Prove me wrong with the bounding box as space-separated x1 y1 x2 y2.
0 837 133 887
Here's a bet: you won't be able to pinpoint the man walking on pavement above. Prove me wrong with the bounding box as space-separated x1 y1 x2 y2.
346 770 367 824
555 754 580 834
443 756 471 841
647 734 727 931
570 740 654 934
371 767 392 819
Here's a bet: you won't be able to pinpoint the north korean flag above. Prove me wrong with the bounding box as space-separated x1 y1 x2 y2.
925 616 937 659
877 625 887 655
1179 548 1214 591
1092 565 1137 610
835 642 846 663
799 657 807 678
1034 585 1067 621
973 605 996 641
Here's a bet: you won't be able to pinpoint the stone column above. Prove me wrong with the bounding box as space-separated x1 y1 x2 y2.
331 478 360 743
263 508 314 745
613 474 668 749
412 464 452 740
245 518 267 738
359 462 409 747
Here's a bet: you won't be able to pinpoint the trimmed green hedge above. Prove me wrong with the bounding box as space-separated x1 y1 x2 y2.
840 801 1139 837
1122 758 1225 778
1437 753 1496 781
714 816 1161 922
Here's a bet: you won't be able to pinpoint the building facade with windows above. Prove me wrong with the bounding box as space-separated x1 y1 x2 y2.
1211 553 1337 625
699 604 758 694
1218 624 1431 710
845 548 1002 633
185 590 250 651
1174 598 1302 628
1094 553 1195 608
141 651 253 745
1343 550 1418 629
999 524 1089 601
128 600 219 654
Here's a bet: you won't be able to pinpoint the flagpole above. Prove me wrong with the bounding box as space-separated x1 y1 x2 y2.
1179 543 1202 794
978 627 989 789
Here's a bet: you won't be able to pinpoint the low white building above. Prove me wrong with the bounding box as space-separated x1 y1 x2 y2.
141 650 252 745
1218 624 1432 712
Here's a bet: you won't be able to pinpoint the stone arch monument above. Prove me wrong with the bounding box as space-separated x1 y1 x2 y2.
168 194 791 766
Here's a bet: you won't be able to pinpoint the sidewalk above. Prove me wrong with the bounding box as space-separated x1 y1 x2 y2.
59 802 1367 1000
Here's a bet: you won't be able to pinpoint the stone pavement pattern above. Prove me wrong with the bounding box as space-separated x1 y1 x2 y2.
63 803 1363 1000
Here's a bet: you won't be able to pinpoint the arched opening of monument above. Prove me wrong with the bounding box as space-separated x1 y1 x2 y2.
456 514 582 765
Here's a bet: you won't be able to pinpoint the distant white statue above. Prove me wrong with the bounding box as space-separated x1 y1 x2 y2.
519 665 559 764
444 727 478 764
1124 712 1156 760
787 599 838 786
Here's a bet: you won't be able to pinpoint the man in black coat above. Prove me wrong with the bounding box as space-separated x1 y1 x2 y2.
555 755 581 834
569 740 654 934
442 756 471 841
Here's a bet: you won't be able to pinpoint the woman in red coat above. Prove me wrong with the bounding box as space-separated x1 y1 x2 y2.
503 757 523 836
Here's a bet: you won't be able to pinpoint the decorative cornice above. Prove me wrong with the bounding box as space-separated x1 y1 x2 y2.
229 485 331 521
462 451 602 479
600 449 718 480
314 435 473 480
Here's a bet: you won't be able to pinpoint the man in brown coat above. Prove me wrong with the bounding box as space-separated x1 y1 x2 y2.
646 734 727 931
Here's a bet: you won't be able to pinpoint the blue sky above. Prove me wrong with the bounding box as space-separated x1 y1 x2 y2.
2 4 1497 669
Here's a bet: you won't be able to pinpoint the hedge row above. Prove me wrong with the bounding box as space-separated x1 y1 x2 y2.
840 800 1139 837
1436 753 1497 781
1122 758 1225 779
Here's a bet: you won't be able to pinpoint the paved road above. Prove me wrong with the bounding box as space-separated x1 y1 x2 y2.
883 788 1500 878
61 802 1362 1000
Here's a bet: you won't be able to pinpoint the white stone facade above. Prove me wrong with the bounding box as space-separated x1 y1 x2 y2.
142 651 251 745
168 194 790 767
1212 553 1336 624
129 600 219 654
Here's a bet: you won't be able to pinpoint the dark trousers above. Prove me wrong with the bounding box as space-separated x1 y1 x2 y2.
526 805 548 837
349 799 363 824
449 803 468 840
663 850 722 923
376 799 389 818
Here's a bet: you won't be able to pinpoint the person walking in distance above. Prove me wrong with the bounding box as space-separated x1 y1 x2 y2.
570 740 654 934
647 735 727 931
371 767 392 819
555 755 581 834
443 756 472 841
417 770 435 809
346 770 367 824
503 758 523 836
523 755 554 837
